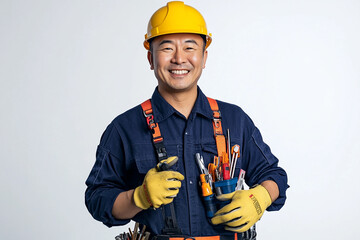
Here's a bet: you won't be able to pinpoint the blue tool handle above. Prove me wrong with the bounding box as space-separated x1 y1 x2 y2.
203 194 217 218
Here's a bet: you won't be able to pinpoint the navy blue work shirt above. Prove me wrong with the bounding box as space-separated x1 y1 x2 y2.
85 87 288 237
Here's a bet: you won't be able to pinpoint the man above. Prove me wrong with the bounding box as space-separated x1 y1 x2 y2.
85 1 288 239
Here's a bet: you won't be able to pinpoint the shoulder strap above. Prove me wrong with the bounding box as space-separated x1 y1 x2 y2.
141 99 168 161
207 97 227 158
140 99 182 235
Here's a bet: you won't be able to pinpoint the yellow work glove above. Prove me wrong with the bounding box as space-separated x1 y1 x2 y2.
133 156 184 210
211 185 272 232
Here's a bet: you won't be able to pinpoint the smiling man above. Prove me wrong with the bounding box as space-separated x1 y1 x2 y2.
148 33 208 118
85 2 289 240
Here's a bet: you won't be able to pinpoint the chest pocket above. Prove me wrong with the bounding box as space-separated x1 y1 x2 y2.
200 142 218 168
133 143 180 175
133 143 157 174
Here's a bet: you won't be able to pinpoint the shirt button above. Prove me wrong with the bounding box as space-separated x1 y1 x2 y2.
190 180 193 184
185 132 188 135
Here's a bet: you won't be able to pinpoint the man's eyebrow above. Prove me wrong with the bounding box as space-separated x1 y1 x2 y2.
159 40 174 46
185 39 199 45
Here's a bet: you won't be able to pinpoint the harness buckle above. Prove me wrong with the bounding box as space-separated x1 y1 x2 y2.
213 118 222 130
212 110 221 119
154 140 167 161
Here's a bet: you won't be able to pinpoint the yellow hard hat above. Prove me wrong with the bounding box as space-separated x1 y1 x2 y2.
144 1 212 50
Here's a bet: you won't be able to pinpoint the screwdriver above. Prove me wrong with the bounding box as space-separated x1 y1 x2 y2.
195 153 217 218
208 163 216 182
227 129 231 167
221 152 230 180
200 174 213 196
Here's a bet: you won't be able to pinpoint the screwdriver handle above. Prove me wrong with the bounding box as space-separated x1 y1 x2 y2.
222 163 230 180
203 194 217 218
200 174 213 196
208 163 216 182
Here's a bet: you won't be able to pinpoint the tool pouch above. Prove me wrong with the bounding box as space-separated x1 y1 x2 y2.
213 178 237 209
201 178 256 240
200 178 237 219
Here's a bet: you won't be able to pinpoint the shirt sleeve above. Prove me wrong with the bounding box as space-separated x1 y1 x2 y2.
243 126 289 211
85 123 131 227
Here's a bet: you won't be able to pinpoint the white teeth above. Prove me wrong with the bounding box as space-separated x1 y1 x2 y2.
171 70 189 74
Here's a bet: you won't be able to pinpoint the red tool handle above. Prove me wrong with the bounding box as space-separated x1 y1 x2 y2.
222 163 230 180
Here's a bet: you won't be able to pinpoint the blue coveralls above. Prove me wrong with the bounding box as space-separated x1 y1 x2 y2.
85 87 289 238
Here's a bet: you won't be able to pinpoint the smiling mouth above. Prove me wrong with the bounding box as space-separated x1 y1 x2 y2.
170 70 190 75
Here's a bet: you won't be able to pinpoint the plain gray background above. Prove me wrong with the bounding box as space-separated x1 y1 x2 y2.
1 0 359 239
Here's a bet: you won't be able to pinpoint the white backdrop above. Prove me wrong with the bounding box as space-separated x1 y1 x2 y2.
1 0 359 239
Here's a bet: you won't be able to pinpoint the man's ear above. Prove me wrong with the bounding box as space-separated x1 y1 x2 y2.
147 51 154 70
202 50 208 69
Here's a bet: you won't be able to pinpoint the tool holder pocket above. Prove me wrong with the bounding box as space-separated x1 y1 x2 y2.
214 178 238 211
202 178 238 218
214 178 237 195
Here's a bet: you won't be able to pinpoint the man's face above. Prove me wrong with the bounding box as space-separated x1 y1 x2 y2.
148 33 208 95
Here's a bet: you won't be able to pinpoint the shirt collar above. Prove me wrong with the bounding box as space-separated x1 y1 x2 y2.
151 87 177 122
150 86 214 122
191 87 214 120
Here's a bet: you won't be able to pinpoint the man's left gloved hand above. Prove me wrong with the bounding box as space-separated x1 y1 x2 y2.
211 185 272 233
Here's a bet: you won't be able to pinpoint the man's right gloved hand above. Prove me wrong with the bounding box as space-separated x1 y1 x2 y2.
133 156 184 210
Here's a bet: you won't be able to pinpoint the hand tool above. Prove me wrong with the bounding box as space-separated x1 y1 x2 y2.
128 228 133 239
213 156 221 181
208 163 217 182
157 156 178 171
195 153 213 186
231 144 240 164
138 225 146 240
195 153 208 174
132 222 139 240
227 129 231 166
156 157 184 235
143 232 150 240
235 169 246 190
116 223 150 240
230 144 240 178
221 153 230 180
195 153 217 218
200 174 213 196
213 156 219 167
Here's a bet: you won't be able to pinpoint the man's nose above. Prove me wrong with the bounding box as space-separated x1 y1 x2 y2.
171 48 186 64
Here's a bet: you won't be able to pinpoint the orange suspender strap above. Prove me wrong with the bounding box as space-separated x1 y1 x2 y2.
141 99 183 235
207 97 227 158
141 99 168 161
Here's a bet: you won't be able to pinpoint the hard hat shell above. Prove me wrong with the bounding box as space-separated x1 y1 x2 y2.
144 1 212 50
